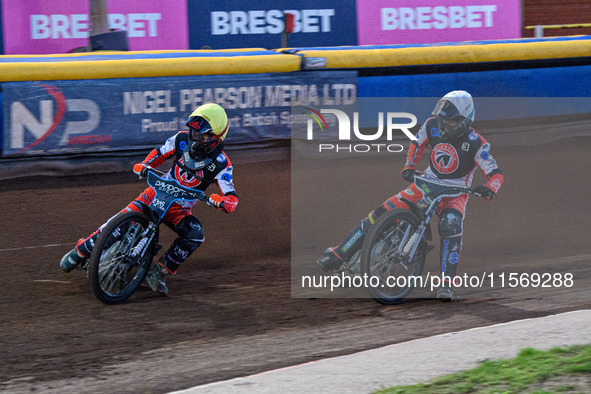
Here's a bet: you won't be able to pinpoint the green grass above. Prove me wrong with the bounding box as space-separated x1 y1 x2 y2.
375 345 591 394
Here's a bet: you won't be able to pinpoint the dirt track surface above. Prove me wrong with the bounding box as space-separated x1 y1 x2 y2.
1 122 591 393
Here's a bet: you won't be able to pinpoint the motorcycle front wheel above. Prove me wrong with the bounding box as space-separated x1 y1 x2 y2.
87 211 156 304
360 208 427 305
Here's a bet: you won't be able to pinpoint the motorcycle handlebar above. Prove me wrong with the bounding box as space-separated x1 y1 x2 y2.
140 166 224 208
413 172 493 199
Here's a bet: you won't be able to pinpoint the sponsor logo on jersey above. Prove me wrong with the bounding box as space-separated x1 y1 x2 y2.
481 150 490 160
174 158 202 188
469 131 478 140
431 143 459 174
217 153 227 162
430 127 439 137
489 177 502 193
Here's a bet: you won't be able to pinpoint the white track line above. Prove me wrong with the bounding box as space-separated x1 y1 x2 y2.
0 243 71 252
33 279 71 284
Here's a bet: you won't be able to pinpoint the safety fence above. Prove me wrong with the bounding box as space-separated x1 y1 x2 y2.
1 35 591 158
525 23 591 38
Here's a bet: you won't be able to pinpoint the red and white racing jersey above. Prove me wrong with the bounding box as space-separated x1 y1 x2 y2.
142 131 236 209
404 116 503 193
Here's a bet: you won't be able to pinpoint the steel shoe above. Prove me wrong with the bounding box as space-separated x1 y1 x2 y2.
59 246 87 273
146 265 169 295
316 247 344 272
436 286 458 302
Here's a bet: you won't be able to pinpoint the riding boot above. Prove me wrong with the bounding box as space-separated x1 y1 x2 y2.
437 209 464 301
146 258 169 295
317 207 385 272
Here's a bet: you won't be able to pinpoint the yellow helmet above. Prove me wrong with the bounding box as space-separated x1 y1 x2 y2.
184 103 229 160
186 103 229 140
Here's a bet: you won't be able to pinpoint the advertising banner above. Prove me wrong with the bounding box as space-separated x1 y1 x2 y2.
357 0 521 45
1 0 188 54
187 0 357 50
1 72 357 157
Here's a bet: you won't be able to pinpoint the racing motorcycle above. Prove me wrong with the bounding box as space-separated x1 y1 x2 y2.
339 174 481 305
87 166 216 304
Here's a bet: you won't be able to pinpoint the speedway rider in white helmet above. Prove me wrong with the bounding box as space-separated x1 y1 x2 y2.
317 91 504 301
60 103 238 296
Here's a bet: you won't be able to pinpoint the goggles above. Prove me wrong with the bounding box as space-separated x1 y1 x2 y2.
187 117 215 143
439 117 462 131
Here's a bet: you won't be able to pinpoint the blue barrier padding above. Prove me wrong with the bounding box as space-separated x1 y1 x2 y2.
0 50 283 63
1 71 357 157
0 92 2 152
284 35 591 52
358 64 591 98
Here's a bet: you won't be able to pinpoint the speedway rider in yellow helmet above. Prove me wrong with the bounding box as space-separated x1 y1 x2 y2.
60 103 238 296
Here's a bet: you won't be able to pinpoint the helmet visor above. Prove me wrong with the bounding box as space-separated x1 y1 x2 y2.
433 99 461 118
187 117 213 140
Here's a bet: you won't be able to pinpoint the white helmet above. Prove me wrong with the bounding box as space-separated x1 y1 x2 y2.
432 90 475 141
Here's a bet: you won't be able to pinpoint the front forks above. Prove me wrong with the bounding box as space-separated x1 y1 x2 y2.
125 222 157 265
396 223 428 268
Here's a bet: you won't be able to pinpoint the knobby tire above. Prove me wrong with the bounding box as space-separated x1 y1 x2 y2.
361 208 427 305
87 211 155 304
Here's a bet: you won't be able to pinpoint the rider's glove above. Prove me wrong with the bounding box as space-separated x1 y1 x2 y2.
208 194 238 213
473 185 495 200
133 163 147 178
208 193 224 208
401 169 418 183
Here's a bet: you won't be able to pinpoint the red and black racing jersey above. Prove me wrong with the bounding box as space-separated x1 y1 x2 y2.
404 117 503 193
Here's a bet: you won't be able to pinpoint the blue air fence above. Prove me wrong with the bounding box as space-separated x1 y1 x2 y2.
352 96 591 131
357 65 591 99
1 71 357 158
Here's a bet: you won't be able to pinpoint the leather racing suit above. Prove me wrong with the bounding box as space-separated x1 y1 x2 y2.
325 116 503 286
76 131 238 274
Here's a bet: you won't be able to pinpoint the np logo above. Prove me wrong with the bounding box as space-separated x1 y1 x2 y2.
432 144 459 174
188 121 201 129
175 158 202 188
9 84 102 155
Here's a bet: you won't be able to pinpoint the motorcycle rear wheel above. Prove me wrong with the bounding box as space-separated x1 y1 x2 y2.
361 209 427 305
87 211 156 304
